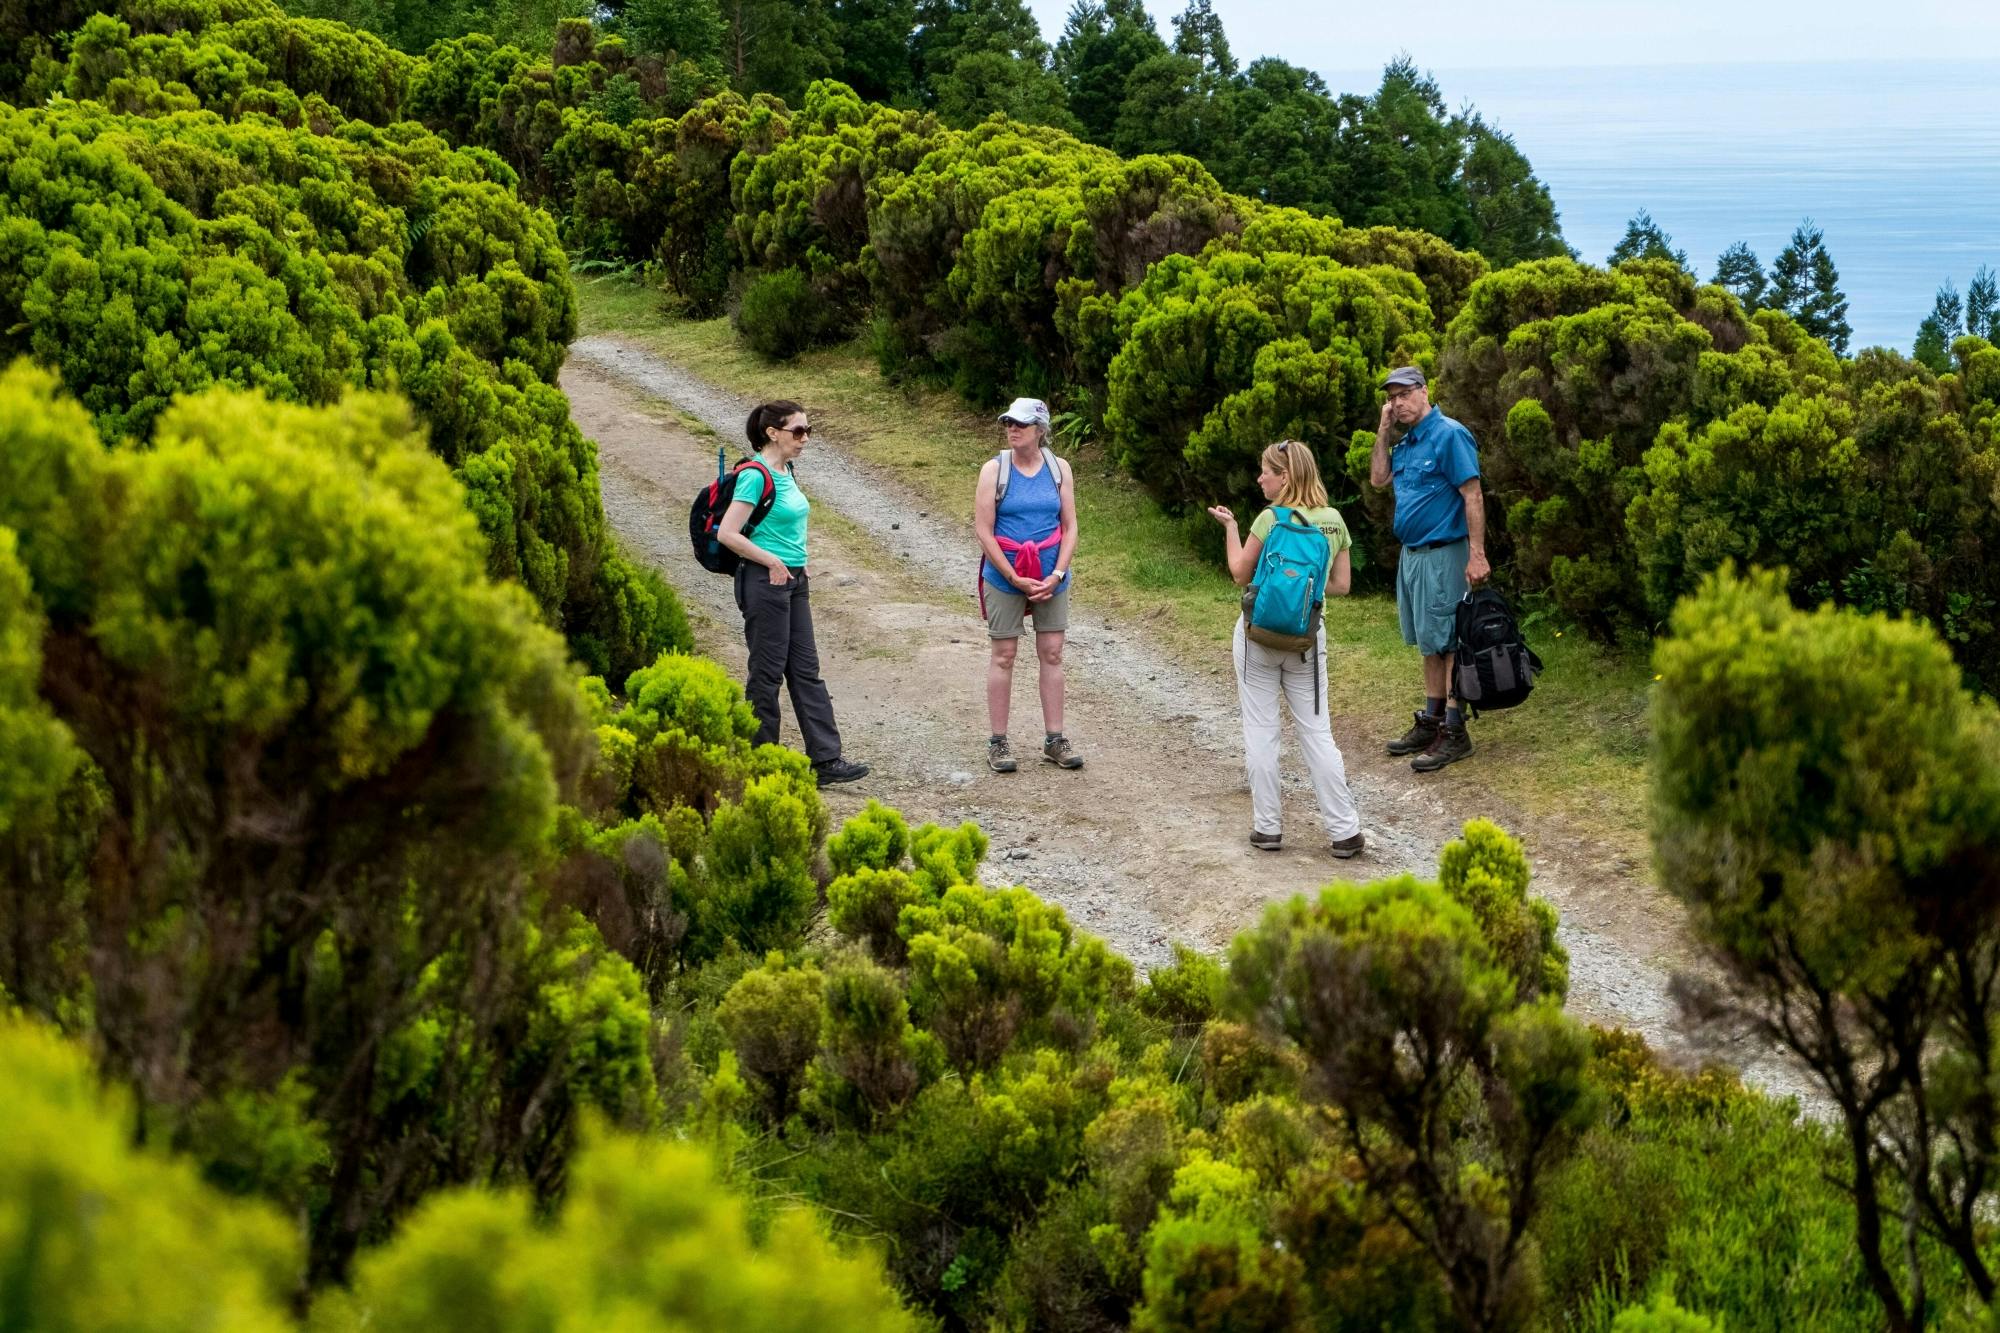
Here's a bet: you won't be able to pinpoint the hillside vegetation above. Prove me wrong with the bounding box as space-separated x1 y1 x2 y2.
5 6 2000 1333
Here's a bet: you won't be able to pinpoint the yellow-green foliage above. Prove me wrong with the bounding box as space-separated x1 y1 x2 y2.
1653 566 2000 975
563 652 828 970
0 529 76 840
319 1130 921 1332
0 364 668 1274
1100 234 1435 529
0 1017 300 1332
717 952 825 1120
0 17 686 679
826 798 911 876
903 882 1135 1073
1437 818 1568 1002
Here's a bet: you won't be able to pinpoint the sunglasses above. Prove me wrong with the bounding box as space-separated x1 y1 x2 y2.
779 424 812 440
1001 418 1037 428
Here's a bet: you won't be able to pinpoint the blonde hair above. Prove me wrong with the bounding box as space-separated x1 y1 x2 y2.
1262 440 1327 509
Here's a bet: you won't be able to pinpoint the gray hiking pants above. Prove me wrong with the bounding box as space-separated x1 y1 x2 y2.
735 565 843 765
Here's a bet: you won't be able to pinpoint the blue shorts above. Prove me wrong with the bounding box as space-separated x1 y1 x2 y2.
1396 540 1468 656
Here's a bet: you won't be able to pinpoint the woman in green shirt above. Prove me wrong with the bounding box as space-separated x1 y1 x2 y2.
1206 441 1364 858
717 400 868 787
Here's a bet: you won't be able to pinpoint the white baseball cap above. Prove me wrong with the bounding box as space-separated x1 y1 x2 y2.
998 397 1050 428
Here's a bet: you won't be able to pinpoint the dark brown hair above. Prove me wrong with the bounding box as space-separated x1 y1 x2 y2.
745 400 806 448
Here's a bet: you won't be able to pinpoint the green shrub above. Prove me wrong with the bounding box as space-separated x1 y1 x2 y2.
1 1017 300 1332
736 266 821 360
1136 942 1225 1027
319 1129 921 1332
815 951 923 1123
827 799 913 877
718 953 826 1121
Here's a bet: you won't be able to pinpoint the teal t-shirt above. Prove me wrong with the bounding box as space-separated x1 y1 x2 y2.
732 459 809 568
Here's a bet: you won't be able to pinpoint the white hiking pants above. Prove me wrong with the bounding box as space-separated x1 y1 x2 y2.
1232 618 1361 842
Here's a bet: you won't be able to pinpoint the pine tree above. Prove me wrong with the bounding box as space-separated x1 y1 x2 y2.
1966 264 1998 339
1055 0 1167 146
1931 280 1964 337
1607 208 1687 269
828 0 917 102
913 0 1056 109
623 0 726 66
719 0 838 103
1913 313 1953 374
1170 0 1233 78
1770 220 1850 356
1711 241 1765 311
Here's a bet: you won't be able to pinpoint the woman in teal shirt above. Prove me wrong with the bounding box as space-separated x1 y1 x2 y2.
717 400 868 787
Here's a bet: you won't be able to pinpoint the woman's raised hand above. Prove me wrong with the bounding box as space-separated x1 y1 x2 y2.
1205 505 1236 527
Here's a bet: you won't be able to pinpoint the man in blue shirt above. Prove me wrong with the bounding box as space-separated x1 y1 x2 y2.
1368 366 1489 771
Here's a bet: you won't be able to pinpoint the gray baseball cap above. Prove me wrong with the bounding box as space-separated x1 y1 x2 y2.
1381 365 1427 389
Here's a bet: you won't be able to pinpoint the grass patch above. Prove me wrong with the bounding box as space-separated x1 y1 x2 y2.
574 274 1655 856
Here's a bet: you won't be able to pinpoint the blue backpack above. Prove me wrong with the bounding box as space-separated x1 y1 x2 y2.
1241 507 1331 707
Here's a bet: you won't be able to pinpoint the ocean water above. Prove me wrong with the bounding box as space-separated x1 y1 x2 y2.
1333 60 2000 352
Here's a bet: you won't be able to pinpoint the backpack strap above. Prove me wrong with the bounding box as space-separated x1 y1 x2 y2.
996 448 1065 506
734 458 779 537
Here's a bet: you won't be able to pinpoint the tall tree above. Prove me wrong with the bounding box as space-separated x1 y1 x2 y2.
1170 0 1234 77
1330 57 1473 244
623 0 726 66
1913 312 1953 374
1607 208 1687 269
828 0 917 102
1055 0 1168 146
1214 58 1342 213
1458 115 1568 266
1769 219 1851 355
1931 280 1965 337
1915 280 1967 372
720 0 838 103
932 46 1075 129
913 0 1049 100
1967 264 1999 339
1712 241 1766 311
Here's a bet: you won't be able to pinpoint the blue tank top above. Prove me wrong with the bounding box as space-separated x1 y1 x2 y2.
982 454 1070 593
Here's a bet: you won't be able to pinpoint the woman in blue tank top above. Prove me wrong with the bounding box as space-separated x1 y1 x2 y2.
973 397 1081 774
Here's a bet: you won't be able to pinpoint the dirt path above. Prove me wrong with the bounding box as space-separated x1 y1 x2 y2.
562 334 1814 1104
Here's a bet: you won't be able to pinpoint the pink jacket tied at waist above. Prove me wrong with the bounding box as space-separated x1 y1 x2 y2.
980 529 1062 616
997 529 1061 582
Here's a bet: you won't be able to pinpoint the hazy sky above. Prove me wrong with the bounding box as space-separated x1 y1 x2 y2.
1021 0 2000 84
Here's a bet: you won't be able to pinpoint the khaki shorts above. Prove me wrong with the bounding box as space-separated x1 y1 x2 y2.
985 582 1071 638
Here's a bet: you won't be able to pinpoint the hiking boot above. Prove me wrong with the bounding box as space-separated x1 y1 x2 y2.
1386 710 1442 756
815 757 870 787
1043 734 1084 769
1410 723 1472 773
987 736 1018 773
1249 830 1282 852
1329 832 1366 859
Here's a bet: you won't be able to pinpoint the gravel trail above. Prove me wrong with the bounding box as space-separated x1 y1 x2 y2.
563 333 1820 1107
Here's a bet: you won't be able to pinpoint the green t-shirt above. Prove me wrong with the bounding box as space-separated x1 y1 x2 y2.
732 459 810 568
1249 505 1351 587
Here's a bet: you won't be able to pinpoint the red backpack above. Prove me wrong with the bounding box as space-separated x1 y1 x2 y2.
688 448 778 574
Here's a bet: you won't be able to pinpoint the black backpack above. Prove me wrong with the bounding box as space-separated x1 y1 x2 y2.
1451 587 1543 715
688 448 778 574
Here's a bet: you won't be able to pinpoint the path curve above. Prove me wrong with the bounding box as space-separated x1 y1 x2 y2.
563 333 1816 1106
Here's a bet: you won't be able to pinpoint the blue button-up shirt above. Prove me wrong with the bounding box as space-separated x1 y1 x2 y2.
1390 407 1481 547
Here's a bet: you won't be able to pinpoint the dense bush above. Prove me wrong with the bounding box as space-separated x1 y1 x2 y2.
0 365 655 1277
1652 567 2000 1329
1 1016 300 1331
3 12 686 681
